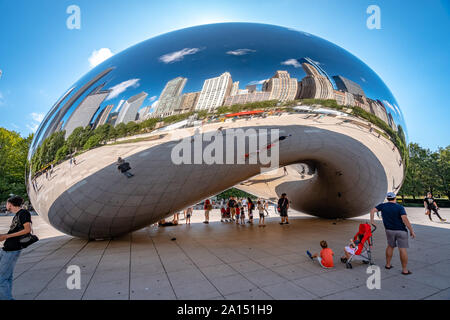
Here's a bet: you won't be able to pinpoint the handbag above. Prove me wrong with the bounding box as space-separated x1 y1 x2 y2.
19 233 39 249
18 216 39 249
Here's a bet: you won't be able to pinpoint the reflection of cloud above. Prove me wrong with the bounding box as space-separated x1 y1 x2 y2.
0 91 4 105
107 79 140 100
226 49 256 56
248 79 268 85
149 95 157 103
360 77 367 83
114 100 125 112
281 59 301 68
159 48 201 64
89 48 113 68
383 100 401 115
0 69 2 79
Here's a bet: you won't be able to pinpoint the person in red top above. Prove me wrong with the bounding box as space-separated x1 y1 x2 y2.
203 199 212 224
306 241 334 268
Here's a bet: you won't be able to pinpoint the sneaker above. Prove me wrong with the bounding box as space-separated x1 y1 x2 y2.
306 250 313 260
285 222 289 224
279 222 284 225
441 218 447 222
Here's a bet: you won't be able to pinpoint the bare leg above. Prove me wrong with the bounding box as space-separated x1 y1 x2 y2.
398 248 409 273
386 246 394 268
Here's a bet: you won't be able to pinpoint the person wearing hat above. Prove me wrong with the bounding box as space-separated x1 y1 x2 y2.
370 192 416 275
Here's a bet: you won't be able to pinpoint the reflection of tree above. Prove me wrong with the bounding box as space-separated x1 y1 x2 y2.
215 188 257 200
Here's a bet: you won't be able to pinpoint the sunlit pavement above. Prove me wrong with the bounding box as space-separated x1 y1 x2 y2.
1 207 449 300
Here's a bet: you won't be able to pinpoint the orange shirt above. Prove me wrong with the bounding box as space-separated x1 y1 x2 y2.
320 248 334 268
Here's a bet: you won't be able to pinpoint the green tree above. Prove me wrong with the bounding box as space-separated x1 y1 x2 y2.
0 128 33 200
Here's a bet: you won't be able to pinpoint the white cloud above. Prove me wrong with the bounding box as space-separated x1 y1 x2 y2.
27 112 44 132
149 95 157 103
226 49 256 56
89 48 113 68
248 79 268 85
26 124 39 132
0 91 4 105
159 48 201 64
30 112 44 123
107 79 140 100
281 59 301 68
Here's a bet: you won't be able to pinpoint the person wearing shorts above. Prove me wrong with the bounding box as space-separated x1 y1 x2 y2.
307 241 334 268
277 193 289 225
371 192 416 275
424 192 446 222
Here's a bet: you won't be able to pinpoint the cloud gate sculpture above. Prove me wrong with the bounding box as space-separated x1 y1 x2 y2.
27 23 408 239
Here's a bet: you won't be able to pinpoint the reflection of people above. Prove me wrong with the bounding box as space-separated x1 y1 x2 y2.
117 157 134 178
257 200 266 227
424 192 446 222
0 196 33 300
158 219 178 227
370 192 416 275
277 193 289 225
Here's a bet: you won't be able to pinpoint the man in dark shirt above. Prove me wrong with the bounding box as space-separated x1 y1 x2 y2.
370 192 416 275
424 192 446 222
0 196 32 300
228 197 237 221
277 193 290 225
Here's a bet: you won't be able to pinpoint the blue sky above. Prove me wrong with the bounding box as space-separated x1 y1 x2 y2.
0 0 449 150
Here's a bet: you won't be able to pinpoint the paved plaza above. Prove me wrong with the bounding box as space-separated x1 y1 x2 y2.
1 207 449 300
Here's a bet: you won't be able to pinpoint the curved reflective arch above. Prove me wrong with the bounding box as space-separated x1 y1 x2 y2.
27 23 408 239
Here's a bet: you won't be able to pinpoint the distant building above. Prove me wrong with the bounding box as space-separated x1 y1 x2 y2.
195 72 233 112
223 91 271 106
298 63 334 100
246 85 257 93
138 106 151 121
333 75 365 97
333 90 355 106
262 70 298 102
387 112 398 132
155 77 187 117
230 81 240 96
64 85 110 138
116 92 148 126
174 92 200 114
94 104 114 129
107 112 119 126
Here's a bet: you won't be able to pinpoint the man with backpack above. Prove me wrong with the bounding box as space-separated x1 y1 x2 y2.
0 196 34 300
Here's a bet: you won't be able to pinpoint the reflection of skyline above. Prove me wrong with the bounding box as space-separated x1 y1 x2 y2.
64 84 110 138
31 24 407 149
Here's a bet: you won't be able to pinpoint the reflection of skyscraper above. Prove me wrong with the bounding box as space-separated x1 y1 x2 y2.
333 76 365 97
300 57 337 89
262 71 298 102
107 112 119 126
224 92 271 106
42 67 114 141
246 85 257 93
230 81 240 96
138 106 151 120
195 72 233 112
94 104 114 129
298 63 334 99
155 77 187 117
116 92 148 126
174 92 200 114
64 85 110 138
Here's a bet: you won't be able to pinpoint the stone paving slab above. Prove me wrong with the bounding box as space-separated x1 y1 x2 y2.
0 207 449 300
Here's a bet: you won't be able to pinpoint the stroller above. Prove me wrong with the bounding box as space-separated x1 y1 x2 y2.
344 223 377 269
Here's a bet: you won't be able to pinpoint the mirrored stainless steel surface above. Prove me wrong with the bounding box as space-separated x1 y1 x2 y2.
27 23 408 239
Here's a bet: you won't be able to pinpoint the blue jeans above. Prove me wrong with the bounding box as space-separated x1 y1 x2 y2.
0 250 21 300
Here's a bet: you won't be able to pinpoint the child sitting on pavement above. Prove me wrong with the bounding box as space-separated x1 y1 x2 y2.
307 240 334 268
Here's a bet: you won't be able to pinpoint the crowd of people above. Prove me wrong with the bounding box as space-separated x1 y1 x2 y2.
157 194 292 228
